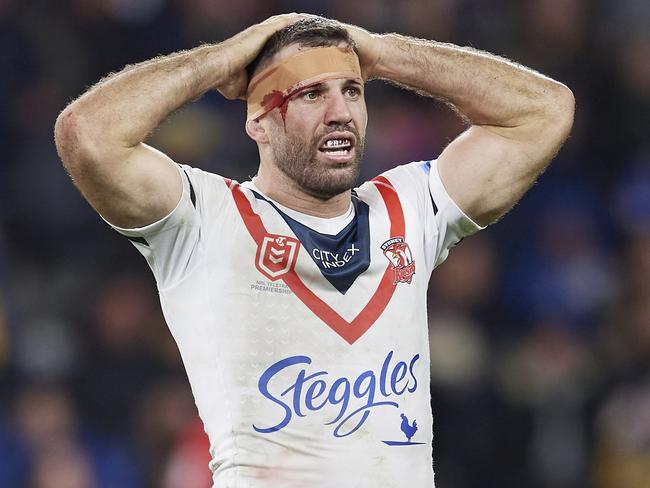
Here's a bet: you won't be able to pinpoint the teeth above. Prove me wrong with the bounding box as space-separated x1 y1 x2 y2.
325 138 350 148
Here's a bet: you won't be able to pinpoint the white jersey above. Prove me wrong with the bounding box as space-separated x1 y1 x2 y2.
109 160 482 488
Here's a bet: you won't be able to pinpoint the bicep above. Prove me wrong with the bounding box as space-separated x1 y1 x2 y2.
437 124 561 226
67 142 183 229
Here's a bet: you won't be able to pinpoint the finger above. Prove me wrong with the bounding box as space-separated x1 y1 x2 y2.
259 13 302 29
259 12 313 32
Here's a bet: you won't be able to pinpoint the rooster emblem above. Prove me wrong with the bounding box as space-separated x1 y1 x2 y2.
381 413 425 446
381 237 415 284
400 413 418 442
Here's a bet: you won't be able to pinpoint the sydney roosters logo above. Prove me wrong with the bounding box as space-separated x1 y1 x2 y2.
256 233 300 281
381 237 415 284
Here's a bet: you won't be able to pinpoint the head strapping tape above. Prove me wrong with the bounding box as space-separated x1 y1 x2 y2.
246 46 363 122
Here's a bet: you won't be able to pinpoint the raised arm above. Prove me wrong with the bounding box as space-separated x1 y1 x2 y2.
54 14 302 229
347 27 575 226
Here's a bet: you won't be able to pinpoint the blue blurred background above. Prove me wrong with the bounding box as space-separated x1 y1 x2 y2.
1 0 649 487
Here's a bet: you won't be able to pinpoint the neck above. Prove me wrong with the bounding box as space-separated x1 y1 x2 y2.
254 161 351 218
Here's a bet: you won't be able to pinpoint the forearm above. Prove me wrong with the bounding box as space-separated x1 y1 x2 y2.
56 43 230 158
56 13 303 165
370 34 571 129
356 30 574 225
52 14 301 229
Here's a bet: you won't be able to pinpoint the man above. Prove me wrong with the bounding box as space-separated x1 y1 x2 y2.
54 13 574 488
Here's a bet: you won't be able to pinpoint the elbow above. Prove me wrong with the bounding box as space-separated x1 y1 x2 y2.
547 82 575 141
54 105 88 173
55 103 114 176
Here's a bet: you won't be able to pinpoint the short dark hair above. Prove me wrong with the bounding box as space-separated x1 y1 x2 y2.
246 17 356 80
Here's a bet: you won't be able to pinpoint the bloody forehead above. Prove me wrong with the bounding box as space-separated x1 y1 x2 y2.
246 46 362 122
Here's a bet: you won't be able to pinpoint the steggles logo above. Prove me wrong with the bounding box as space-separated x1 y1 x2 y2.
253 350 421 439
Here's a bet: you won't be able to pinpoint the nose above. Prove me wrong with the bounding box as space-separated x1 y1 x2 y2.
324 91 352 125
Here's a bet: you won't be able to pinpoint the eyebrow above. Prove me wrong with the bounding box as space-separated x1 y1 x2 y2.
305 82 326 91
305 79 362 92
288 82 325 99
289 79 363 99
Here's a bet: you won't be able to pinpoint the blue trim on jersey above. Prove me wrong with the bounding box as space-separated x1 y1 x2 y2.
421 160 439 215
250 190 371 294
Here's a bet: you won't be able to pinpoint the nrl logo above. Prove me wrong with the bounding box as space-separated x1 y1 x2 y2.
256 233 301 281
381 237 415 285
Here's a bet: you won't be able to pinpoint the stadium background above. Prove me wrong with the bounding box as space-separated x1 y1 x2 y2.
0 0 648 487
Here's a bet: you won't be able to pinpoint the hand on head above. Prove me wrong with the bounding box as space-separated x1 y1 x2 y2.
216 14 381 101
334 21 382 80
216 13 307 100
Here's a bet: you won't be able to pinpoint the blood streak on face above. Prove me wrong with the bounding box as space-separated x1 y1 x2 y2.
278 97 290 125
261 90 291 127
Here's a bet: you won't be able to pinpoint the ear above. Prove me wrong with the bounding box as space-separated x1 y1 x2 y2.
246 118 269 144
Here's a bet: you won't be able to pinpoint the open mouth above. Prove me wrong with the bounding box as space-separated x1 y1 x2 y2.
319 138 352 155
318 133 356 160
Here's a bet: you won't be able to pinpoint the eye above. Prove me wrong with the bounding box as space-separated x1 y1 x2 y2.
345 86 361 98
302 89 320 101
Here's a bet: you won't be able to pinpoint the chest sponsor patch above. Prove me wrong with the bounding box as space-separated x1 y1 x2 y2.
253 350 421 442
250 190 371 294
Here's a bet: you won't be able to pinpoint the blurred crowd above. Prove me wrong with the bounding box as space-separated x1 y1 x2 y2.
0 0 648 487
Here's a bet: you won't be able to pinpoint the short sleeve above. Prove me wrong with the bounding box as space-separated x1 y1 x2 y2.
102 164 203 289
374 159 485 276
427 159 485 267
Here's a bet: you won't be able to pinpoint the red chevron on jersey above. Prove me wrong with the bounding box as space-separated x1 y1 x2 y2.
229 176 406 345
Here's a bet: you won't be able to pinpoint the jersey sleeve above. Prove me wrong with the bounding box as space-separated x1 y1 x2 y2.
101 163 228 290
378 159 485 275
426 159 485 267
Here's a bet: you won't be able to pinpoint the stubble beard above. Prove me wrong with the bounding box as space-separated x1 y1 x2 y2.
270 126 365 200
